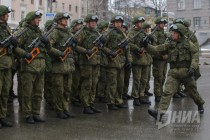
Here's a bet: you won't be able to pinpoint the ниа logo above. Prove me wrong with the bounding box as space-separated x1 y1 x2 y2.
156 110 200 129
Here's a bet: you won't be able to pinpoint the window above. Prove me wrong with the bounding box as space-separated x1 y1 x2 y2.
31 0 34 4
194 0 201 9
21 11 25 20
177 0 185 10
39 0 42 6
193 17 201 27
82 7 84 13
21 0 24 2
69 5 71 11
145 7 151 16
11 11 15 20
62 3 65 10
75 6 78 13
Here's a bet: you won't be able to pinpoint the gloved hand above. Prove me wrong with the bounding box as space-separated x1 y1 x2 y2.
147 34 154 43
109 51 117 57
125 61 132 69
99 36 106 45
85 49 93 55
119 40 128 49
137 47 144 54
141 39 148 48
11 37 18 48
40 36 50 45
25 53 32 59
187 67 195 77
60 51 66 57
69 38 77 48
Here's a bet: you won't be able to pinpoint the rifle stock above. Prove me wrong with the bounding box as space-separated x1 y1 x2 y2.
86 47 99 60
60 47 73 62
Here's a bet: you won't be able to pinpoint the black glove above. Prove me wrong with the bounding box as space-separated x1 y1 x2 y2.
40 36 50 45
69 38 77 48
187 67 195 77
99 36 106 45
11 37 18 48
109 51 117 57
25 53 32 59
60 51 66 57
147 34 154 43
85 49 93 55
119 40 128 49
137 47 144 54
141 39 148 48
125 61 132 69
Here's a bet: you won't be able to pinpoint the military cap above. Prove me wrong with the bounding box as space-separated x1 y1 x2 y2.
170 23 187 36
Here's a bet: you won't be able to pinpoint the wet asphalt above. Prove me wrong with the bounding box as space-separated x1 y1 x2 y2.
0 55 210 140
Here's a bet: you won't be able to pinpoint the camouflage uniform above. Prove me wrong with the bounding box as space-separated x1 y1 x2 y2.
96 21 109 103
128 16 151 106
103 15 132 109
152 17 168 102
77 14 101 114
147 24 205 114
0 5 27 126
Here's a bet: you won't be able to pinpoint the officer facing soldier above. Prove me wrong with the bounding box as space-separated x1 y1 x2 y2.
147 23 205 119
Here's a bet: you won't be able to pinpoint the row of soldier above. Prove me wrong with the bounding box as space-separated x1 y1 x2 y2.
0 4 204 129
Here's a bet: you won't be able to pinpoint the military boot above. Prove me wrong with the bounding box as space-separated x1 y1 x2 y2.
83 107 94 114
177 91 187 97
0 121 2 129
71 101 81 107
173 93 181 98
116 104 128 108
90 106 102 113
198 105 204 114
26 116 35 124
57 112 68 119
155 96 161 102
139 97 151 105
144 91 153 96
0 118 13 127
33 115 45 122
99 97 108 103
133 98 141 106
148 109 158 119
107 104 118 110
63 111 76 118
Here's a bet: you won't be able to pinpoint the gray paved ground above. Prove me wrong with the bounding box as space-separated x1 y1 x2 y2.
0 54 210 140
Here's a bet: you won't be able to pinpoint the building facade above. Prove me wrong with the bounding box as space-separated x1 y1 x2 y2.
167 0 210 31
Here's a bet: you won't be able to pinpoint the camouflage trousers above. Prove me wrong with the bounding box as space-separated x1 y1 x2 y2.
71 64 80 102
44 72 53 105
97 66 107 98
79 65 100 107
131 65 149 98
105 67 124 105
123 65 132 95
51 73 72 113
152 60 167 97
0 69 12 118
20 72 44 118
158 69 205 113
145 65 151 92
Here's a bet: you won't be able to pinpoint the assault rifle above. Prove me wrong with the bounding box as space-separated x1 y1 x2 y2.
25 23 57 64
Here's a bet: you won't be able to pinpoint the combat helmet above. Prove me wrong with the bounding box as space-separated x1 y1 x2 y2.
25 10 42 22
142 23 151 29
132 16 145 24
110 15 124 23
0 5 12 16
97 21 109 30
170 23 187 36
54 12 70 22
71 19 83 27
155 16 167 24
84 14 98 22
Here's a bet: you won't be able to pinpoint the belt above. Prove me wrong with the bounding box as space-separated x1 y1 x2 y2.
170 61 191 69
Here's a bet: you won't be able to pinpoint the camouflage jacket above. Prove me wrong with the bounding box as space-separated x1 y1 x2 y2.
77 26 100 65
153 28 167 60
103 27 132 68
147 37 199 71
0 20 26 70
48 27 75 74
128 27 152 65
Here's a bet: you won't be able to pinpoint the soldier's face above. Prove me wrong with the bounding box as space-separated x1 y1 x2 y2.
114 21 122 29
171 31 180 41
59 18 68 27
135 21 143 28
31 17 41 26
159 23 165 29
0 13 9 22
74 24 82 31
87 21 97 29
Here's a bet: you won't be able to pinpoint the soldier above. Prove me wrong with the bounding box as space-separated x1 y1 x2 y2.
17 10 52 124
152 16 168 102
48 13 78 119
96 21 109 103
0 5 29 128
128 16 151 106
103 15 132 110
44 20 54 108
122 22 132 100
70 19 83 107
146 23 205 119
77 14 102 114
142 23 153 96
